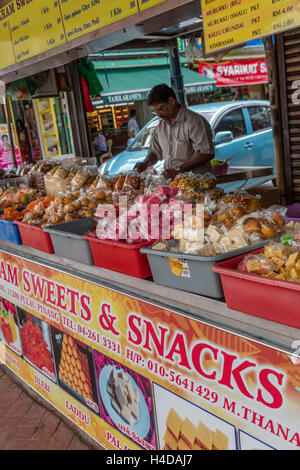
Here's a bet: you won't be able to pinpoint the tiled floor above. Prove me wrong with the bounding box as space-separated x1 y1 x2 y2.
0 365 93 450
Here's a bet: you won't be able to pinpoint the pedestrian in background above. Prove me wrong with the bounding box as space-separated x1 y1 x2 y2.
128 109 140 139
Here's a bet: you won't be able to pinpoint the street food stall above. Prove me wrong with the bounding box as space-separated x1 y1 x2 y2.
0 0 299 453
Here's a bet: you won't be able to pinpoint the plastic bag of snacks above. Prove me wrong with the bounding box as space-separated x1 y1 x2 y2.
238 253 277 275
239 239 300 282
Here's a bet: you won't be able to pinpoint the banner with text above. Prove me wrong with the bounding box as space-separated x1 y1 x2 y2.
0 250 299 451
198 59 268 87
201 0 300 54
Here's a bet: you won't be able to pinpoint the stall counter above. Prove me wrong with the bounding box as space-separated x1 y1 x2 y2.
0 239 299 451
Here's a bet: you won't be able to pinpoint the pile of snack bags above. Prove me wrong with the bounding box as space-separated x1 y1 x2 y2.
239 226 300 283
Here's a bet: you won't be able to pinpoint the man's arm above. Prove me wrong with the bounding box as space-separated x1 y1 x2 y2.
134 127 162 173
179 151 213 173
134 151 159 173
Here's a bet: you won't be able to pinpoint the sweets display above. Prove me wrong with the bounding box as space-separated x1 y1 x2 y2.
153 200 287 255
93 185 181 243
58 334 93 401
239 233 300 283
0 298 18 346
106 367 140 425
20 192 98 227
170 172 224 203
162 408 229 450
0 186 39 210
20 319 54 374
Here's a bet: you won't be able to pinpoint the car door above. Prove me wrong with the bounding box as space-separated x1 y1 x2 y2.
246 105 275 167
213 107 256 166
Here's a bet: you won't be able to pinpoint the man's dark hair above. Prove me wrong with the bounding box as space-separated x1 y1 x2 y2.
129 109 137 118
147 84 176 106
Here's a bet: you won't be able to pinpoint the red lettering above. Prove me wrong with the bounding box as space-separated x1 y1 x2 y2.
143 320 168 356
46 280 56 305
22 270 31 293
127 314 143 345
7 264 19 287
0 261 7 281
66 288 79 316
191 343 218 380
290 432 300 447
30 273 46 300
218 352 255 400
80 294 91 322
165 333 191 369
257 369 284 409
56 284 67 310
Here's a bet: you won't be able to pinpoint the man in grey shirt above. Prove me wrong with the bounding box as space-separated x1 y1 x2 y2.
134 84 214 179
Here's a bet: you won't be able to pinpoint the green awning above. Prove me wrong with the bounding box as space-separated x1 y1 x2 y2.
95 65 216 105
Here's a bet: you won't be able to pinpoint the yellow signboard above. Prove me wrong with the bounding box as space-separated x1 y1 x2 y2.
9 0 66 62
202 0 300 55
61 0 139 43
0 19 15 68
0 0 168 71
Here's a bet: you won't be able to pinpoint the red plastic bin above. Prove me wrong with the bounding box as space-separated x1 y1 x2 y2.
84 235 153 278
14 220 54 254
212 248 300 329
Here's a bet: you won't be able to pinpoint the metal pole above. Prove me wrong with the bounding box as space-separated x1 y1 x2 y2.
4 97 17 168
168 39 186 106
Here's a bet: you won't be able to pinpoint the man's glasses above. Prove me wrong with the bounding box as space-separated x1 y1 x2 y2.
152 102 168 116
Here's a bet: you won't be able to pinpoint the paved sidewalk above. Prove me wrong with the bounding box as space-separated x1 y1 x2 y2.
0 365 94 450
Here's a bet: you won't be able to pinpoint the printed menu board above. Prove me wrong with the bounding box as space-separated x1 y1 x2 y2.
0 18 15 68
202 0 300 54
9 0 66 62
60 0 139 43
0 250 299 451
0 0 168 71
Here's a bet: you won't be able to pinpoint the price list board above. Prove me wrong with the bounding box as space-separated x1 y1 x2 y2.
59 0 139 43
0 0 169 71
9 0 66 62
0 18 15 68
202 0 300 54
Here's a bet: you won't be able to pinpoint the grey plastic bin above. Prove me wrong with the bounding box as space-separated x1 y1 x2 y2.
44 218 94 265
141 241 266 299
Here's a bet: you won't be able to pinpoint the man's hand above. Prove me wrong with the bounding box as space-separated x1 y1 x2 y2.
134 161 148 174
163 168 180 180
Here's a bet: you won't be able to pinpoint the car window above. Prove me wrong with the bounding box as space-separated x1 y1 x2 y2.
214 108 247 139
129 119 159 150
248 106 271 132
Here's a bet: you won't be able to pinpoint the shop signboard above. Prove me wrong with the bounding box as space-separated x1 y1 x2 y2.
0 124 22 169
0 249 299 451
198 59 268 87
102 91 150 105
0 0 170 72
201 0 300 55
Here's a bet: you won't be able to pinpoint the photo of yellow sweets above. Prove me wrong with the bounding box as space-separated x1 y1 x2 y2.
162 409 229 450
